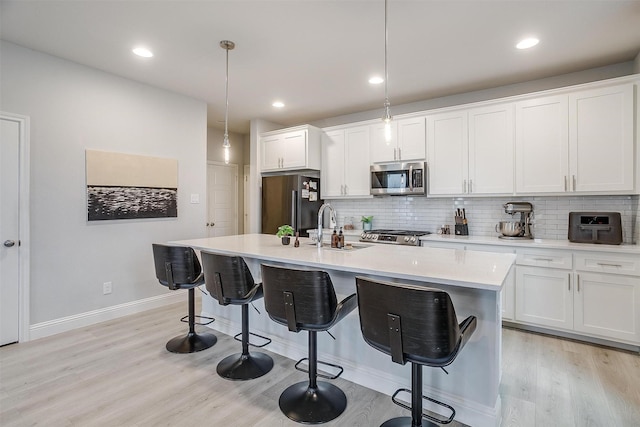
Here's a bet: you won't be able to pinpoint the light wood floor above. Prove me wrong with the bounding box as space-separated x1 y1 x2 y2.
1 302 638 427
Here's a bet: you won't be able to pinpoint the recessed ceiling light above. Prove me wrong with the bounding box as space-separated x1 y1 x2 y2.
272 101 285 108
516 38 539 50
369 76 384 85
132 47 153 58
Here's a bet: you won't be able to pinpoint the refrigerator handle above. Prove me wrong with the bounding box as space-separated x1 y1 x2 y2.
291 190 298 232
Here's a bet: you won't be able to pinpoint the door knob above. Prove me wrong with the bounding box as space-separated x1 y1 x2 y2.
4 240 16 247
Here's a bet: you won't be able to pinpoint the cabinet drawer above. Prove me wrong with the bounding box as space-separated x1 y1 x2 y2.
516 249 572 269
574 253 640 277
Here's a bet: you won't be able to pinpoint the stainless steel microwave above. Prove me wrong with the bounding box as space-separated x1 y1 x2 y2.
370 162 427 196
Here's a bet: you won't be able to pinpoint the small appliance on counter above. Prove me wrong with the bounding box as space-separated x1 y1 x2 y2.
496 202 533 239
568 212 622 245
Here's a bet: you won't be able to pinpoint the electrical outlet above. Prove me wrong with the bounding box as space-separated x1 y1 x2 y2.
103 281 112 295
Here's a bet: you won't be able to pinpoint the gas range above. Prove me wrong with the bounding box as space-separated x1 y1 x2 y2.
359 229 432 246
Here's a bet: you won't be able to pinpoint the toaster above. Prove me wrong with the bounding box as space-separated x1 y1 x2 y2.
568 212 622 245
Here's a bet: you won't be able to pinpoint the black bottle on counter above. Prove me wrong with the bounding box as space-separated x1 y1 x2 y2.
331 228 338 248
338 227 344 249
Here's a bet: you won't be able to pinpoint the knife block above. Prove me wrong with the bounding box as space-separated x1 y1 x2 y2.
455 224 468 236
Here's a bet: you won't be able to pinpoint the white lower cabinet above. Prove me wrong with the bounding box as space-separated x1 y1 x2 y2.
515 265 573 329
515 248 640 345
573 272 640 343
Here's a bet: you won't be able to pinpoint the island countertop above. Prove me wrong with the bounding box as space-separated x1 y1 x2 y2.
173 233 516 291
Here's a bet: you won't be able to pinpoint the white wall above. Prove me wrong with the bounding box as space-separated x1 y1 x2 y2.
0 41 208 325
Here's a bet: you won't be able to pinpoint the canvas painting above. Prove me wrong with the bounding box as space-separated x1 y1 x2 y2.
86 150 178 221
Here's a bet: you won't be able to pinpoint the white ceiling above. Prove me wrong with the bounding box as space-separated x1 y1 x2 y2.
2 0 640 133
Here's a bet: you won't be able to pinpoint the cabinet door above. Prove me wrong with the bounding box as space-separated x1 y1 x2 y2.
515 95 569 193
281 130 307 169
397 117 426 161
574 272 640 343
371 122 397 163
569 84 634 192
468 104 514 194
426 111 468 195
344 126 371 196
321 130 346 198
515 266 573 329
261 134 284 171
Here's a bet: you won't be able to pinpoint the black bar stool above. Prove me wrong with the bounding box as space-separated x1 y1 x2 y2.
355 276 477 427
152 244 217 353
261 263 358 424
200 251 274 380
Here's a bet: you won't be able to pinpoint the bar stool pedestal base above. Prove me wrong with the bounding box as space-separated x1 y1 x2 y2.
166 332 217 354
279 381 347 424
216 352 274 380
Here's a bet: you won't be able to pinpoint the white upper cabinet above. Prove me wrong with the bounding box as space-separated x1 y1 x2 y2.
569 84 634 193
260 125 321 172
515 95 569 193
426 110 468 195
371 116 426 163
468 104 515 194
427 103 514 196
321 125 370 198
515 83 634 194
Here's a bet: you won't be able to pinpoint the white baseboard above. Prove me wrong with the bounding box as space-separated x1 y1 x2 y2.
29 292 184 341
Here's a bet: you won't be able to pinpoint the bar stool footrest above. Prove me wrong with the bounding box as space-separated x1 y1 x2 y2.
391 387 456 425
233 331 272 348
180 314 215 326
294 357 343 380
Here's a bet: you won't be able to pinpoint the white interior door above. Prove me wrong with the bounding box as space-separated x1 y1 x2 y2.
1 117 21 345
207 162 238 237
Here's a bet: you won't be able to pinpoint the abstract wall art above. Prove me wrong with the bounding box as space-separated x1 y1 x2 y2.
86 150 178 221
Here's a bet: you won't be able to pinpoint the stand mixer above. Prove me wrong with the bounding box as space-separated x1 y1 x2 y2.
498 202 533 239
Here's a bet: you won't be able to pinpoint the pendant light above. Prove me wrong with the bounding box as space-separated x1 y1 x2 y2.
220 40 235 164
382 0 392 143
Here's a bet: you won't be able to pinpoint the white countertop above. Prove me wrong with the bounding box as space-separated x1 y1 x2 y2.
172 233 516 292
421 234 640 254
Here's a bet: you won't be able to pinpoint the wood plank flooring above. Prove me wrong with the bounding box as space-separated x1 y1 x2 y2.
1 302 639 427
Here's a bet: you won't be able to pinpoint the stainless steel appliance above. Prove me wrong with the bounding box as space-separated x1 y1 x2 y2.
360 229 431 246
497 202 533 239
261 174 322 237
568 212 622 245
370 162 426 196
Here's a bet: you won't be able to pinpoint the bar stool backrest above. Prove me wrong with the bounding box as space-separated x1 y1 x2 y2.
201 252 257 304
356 277 463 367
152 244 202 290
261 264 338 332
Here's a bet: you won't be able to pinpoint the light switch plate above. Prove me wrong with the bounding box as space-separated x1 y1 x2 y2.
190 194 200 204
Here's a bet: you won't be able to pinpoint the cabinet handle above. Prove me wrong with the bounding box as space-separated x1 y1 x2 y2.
564 176 568 191
463 179 467 193
577 274 580 292
344 185 348 195
572 175 576 191
469 179 473 193
568 274 571 291
597 262 622 268
532 257 554 262
393 148 397 161
398 147 402 160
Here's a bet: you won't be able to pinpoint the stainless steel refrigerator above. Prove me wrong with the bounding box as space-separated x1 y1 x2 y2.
261 175 322 237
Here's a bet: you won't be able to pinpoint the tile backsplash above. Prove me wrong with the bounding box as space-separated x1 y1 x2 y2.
328 195 639 244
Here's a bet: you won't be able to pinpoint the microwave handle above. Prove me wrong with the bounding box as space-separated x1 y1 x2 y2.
409 164 413 192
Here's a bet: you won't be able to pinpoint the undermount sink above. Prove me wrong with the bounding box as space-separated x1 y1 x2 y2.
308 242 372 251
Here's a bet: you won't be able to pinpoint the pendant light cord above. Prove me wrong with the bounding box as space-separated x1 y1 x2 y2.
224 44 229 142
384 0 389 106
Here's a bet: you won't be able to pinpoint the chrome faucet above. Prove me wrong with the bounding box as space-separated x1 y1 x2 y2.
317 203 336 248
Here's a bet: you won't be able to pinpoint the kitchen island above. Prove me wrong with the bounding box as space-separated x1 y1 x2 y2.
172 234 516 427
